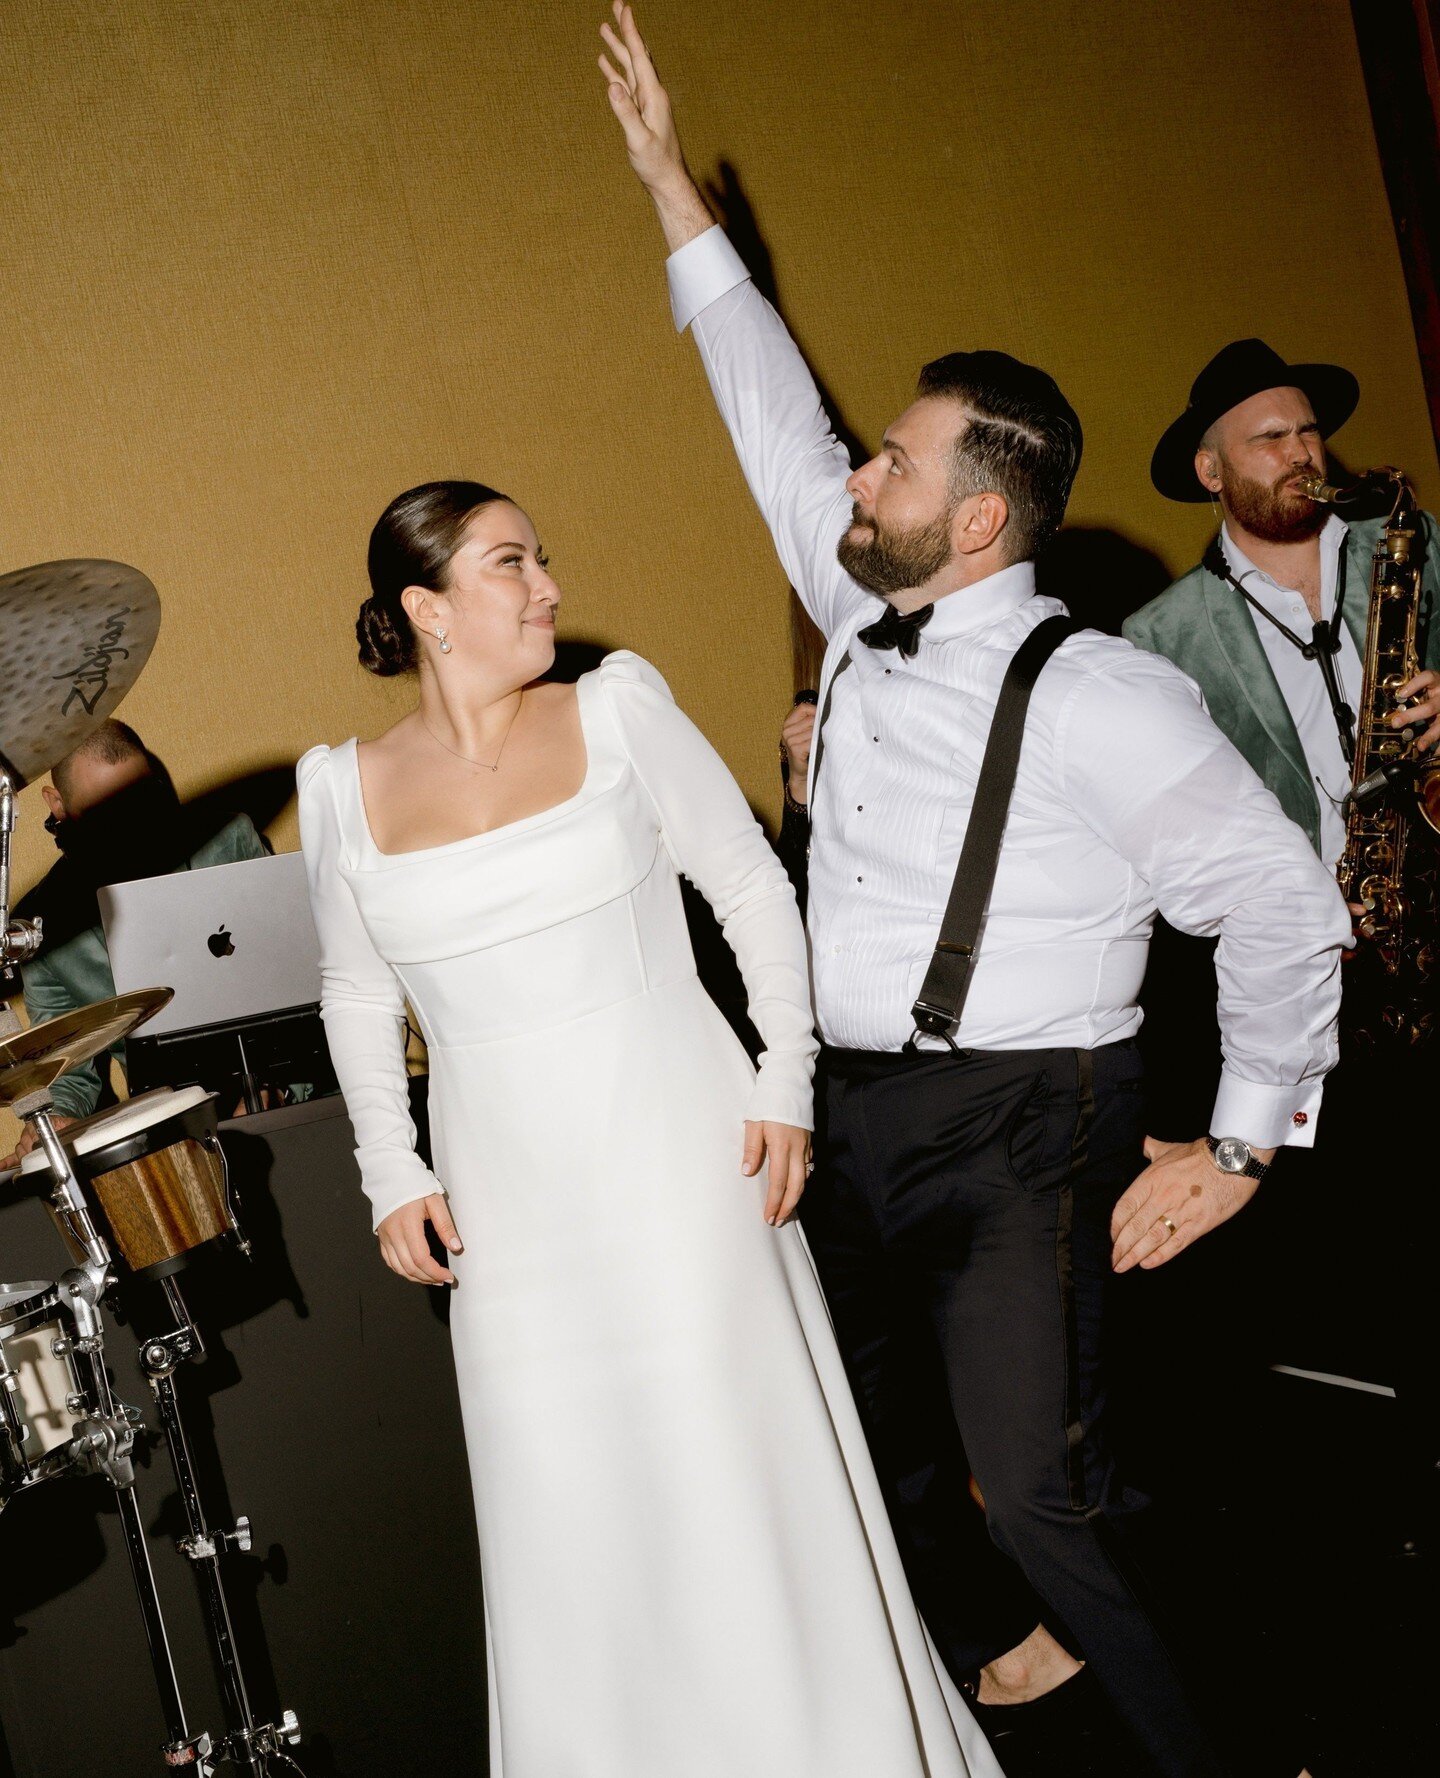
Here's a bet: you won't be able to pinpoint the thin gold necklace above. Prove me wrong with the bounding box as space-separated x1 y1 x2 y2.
421 691 524 773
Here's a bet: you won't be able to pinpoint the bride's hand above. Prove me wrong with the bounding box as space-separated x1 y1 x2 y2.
742 1121 812 1228
377 1192 464 1286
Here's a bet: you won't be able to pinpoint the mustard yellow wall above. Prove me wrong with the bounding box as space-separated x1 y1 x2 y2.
1 0 1435 1145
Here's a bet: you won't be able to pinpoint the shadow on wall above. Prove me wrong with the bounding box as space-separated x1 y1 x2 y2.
1037 527 1173 635
705 159 871 468
708 159 1189 640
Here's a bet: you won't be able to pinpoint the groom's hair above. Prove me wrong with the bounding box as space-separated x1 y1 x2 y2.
917 351 1082 564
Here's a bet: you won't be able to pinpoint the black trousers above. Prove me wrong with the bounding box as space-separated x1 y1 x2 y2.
804 1039 1257 1778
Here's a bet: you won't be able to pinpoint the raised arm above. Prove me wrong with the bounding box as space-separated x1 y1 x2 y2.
296 748 459 1283
598 3 865 637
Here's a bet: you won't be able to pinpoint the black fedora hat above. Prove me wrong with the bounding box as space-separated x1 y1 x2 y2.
1151 338 1359 502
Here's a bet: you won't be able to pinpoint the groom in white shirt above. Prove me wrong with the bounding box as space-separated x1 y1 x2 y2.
597 11 1343 1776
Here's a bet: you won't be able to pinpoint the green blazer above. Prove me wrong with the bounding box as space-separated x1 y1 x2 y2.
18 813 271 1118
1123 512 1440 854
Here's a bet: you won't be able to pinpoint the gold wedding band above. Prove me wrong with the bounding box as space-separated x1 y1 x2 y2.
1160 1215 1177 1236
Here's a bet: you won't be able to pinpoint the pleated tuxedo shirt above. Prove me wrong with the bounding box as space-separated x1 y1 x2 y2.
668 226 1350 1150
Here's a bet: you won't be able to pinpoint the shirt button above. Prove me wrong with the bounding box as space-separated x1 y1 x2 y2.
857 804 864 812
884 668 892 676
857 875 863 883
872 735 879 743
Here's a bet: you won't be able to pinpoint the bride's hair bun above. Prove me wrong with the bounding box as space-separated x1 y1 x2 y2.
358 479 511 677
356 596 414 677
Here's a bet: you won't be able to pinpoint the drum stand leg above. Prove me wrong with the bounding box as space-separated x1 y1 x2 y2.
99 1360 212 1772
23 1096 214 1772
61 1268 213 1772
140 1276 304 1776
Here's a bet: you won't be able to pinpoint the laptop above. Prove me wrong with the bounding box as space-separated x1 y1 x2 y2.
99 850 322 1038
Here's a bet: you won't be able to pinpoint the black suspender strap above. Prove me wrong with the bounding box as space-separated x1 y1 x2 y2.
908 613 1079 1047
806 650 851 812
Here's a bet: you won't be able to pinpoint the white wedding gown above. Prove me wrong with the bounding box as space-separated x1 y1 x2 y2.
297 651 1000 1778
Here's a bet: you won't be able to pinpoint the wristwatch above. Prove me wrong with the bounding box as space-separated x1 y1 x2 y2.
1205 1135 1271 1183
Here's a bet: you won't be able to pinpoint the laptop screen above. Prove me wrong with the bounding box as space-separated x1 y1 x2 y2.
98 850 322 1038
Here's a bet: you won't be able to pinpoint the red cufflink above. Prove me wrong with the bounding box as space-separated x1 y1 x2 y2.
1292 1111 1308 1127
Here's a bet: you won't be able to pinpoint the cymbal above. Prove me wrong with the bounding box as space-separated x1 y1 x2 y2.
0 988 172 1109
0 560 161 790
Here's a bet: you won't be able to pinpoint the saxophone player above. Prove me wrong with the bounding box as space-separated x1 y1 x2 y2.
1127 339 1440 865
1124 337 1440 1532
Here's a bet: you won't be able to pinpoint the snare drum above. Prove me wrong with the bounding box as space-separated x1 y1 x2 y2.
0 1280 84 1506
19 1086 236 1279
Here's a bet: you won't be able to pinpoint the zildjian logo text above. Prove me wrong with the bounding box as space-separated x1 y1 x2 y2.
52 607 133 716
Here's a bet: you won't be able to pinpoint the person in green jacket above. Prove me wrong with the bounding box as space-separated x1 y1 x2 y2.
1124 337 1440 867
1124 338 1440 1531
1 719 270 1165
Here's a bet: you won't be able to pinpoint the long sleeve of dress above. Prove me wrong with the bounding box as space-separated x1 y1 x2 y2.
296 745 442 1229
600 653 818 1131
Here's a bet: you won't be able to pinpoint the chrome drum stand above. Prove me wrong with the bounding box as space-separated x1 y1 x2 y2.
7 1087 307 1775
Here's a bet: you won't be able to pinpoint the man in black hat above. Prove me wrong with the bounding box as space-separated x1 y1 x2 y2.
1125 342 1440 1527
1127 339 1440 859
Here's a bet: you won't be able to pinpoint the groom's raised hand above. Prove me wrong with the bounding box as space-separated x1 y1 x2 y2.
598 2 713 250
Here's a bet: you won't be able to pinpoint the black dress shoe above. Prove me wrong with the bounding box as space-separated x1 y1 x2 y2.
967 1666 1148 1778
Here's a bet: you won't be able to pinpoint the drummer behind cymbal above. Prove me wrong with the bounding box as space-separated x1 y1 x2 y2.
0 720 271 1168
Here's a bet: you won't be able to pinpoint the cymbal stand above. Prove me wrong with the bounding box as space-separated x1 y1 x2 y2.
1 768 44 1025
12 1089 213 1771
138 1275 304 1775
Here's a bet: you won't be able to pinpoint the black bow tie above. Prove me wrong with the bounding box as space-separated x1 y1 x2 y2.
856 602 934 658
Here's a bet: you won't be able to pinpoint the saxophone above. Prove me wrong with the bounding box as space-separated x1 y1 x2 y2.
1295 467 1439 1047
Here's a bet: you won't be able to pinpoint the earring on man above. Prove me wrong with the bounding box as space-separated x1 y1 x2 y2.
437 627 452 655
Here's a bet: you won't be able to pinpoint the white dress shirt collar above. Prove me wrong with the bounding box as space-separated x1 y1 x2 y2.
916 560 1037 643
1219 512 1349 613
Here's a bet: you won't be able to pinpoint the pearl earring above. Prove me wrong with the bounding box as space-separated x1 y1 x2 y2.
436 627 452 655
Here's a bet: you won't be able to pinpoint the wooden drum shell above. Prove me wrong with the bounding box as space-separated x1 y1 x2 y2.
89 1137 229 1277
71 1097 233 1280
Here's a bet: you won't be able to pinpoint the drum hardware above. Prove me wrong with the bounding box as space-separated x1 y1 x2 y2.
135 1274 305 1777
3 997 308 1775
17 1084 253 1279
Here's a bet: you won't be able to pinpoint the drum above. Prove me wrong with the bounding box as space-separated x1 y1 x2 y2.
19 1086 236 1279
0 1280 85 1505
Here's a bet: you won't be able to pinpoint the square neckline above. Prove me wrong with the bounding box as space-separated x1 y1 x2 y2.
350 674 597 861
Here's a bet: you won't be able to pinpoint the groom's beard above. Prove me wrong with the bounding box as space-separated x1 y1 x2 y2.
837 502 956 596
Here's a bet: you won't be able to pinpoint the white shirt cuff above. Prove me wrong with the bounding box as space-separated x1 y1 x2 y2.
666 225 752 333
1209 1071 1325 1151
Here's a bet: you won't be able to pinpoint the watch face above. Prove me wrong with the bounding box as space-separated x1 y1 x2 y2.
1213 1136 1250 1174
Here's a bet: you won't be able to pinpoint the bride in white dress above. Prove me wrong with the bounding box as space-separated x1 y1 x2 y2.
297 479 1000 1778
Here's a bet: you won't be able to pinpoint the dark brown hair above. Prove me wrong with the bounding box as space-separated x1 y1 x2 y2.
916 351 1082 563
358 480 511 676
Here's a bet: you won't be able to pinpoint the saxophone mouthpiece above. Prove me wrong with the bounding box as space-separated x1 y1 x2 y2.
1293 467 1399 506
1292 471 1340 503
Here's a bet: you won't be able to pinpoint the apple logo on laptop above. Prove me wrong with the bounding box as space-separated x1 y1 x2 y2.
208 924 236 959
